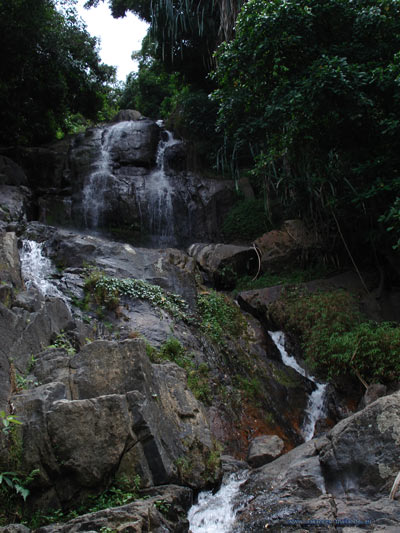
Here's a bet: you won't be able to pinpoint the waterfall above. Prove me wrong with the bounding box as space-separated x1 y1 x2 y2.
81 123 179 246
269 331 327 441
137 130 178 246
82 123 123 228
188 470 248 532
20 240 63 299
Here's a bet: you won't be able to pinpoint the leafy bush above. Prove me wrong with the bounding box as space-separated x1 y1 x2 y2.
197 290 246 345
84 272 191 323
222 198 271 241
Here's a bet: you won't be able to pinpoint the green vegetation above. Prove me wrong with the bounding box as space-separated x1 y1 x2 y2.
48 331 76 356
0 411 22 436
84 271 191 323
197 290 246 345
0 412 39 524
270 287 400 383
26 475 141 529
148 338 212 405
234 265 335 293
222 198 271 241
212 0 400 253
0 0 115 145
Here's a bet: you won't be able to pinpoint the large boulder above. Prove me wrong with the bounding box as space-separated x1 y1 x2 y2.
7 339 218 509
0 232 23 290
254 219 320 272
0 185 32 224
31 485 192 533
247 434 284 468
188 243 258 289
231 391 400 532
111 108 144 122
0 155 28 186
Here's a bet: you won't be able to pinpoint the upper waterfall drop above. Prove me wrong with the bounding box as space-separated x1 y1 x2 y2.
138 129 180 246
77 119 182 247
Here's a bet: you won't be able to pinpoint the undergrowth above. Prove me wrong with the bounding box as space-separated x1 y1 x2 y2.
84 271 192 323
197 290 246 345
26 475 141 529
147 338 212 405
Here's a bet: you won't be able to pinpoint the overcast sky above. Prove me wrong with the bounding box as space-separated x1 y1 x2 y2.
75 0 149 81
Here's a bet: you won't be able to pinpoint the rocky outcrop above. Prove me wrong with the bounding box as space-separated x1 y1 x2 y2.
232 391 400 532
247 435 284 468
237 270 373 322
0 155 28 186
188 243 259 289
9 338 216 512
112 109 144 122
0 186 32 226
254 219 320 272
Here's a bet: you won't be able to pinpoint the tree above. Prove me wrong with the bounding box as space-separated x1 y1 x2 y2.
212 0 400 253
85 0 244 84
0 0 115 145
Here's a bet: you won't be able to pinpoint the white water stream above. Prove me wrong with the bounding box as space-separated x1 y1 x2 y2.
188 470 248 533
82 123 121 228
269 330 327 441
20 240 63 299
138 130 179 244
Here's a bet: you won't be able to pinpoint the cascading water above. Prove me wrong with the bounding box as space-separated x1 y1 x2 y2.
269 330 327 441
20 240 63 299
82 123 124 228
81 122 179 246
137 130 178 245
188 470 248 533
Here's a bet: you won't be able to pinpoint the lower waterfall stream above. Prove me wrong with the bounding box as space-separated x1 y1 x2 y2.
188 471 248 533
269 330 328 441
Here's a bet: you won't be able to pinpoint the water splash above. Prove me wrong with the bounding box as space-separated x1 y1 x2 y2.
20 240 63 299
269 330 327 441
188 470 248 533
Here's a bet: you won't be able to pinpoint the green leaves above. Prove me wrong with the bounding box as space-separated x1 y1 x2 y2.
85 271 191 322
0 0 115 144
0 411 22 435
0 469 39 502
213 0 400 243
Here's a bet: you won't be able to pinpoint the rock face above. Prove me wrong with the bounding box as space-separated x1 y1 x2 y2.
232 392 400 532
247 435 284 468
188 243 259 288
254 219 320 272
9 337 217 509
65 116 237 246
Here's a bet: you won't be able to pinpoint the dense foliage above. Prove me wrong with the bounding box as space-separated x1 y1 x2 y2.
212 0 400 250
0 0 115 145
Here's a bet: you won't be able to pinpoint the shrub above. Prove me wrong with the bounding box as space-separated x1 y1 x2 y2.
197 290 246 345
222 198 271 241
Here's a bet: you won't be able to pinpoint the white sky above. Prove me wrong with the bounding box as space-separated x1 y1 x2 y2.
75 0 149 81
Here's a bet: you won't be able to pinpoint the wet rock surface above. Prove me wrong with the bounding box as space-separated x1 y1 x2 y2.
232 392 400 532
